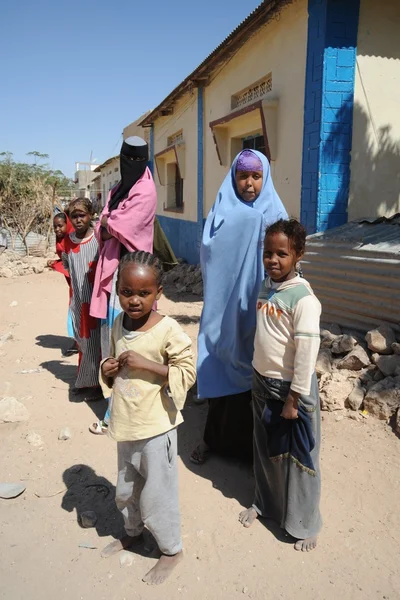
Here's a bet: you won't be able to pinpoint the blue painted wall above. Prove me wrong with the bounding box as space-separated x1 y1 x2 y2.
196 86 204 259
149 124 154 175
301 0 360 233
157 216 199 264
156 87 205 265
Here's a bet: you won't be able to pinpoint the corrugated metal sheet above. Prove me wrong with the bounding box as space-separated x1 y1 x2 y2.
6 231 56 256
302 215 400 333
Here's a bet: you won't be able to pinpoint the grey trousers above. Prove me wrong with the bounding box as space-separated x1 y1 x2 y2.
115 428 182 555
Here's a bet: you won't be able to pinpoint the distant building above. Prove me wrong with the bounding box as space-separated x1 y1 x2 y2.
92 156 120 209
74 162 99 199
139 0 400 263
123 112 151 143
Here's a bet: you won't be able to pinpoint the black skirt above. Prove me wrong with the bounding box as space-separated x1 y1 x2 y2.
203 391 253 462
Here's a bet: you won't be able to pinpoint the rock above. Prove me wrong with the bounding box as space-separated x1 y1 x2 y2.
320 329 339 349
331 334 358 355
176 284 187 294
365 325 396 355
363 378 400 420
119 552 134 567
316 348 332 376
9 300 18 307
80 510 98 528
395 367 400 377
0 397 30 423
319 373 354 411
374 354 400 377
58 427 72 441
184 272 197 286
0 482 26 499
371 353 380 365
396 409 400 435
348 413 360 421
26 431 44 447
373 369 384 382
391 343 400 356
33 265 44 274
0 332 13 347
346 380 365 411
337 346 370 371
192 282 203 296
0 267 13 278
320 322 342 336
78 542 97 550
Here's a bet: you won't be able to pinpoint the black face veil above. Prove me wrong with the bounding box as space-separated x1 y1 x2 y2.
108 136 148 212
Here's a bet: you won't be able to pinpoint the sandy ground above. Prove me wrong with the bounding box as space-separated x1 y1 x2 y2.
0 271 399 600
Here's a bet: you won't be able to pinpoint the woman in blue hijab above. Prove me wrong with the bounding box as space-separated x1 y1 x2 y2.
191 149 288 464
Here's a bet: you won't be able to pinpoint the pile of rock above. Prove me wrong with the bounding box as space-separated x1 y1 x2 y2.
317 323 400 433
0 249 58 278
162 263 203 296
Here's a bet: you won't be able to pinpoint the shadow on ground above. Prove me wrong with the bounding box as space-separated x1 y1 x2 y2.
61 464 157 557
178 393 292 545
36 334 73 351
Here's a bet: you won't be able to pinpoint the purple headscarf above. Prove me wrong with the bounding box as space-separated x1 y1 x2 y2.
236 149 263 172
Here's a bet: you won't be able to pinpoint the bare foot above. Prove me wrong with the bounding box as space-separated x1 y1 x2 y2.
239 507 258 528
101 534 143 558
294 536 317 552
142 551 183 585
190 442 210 465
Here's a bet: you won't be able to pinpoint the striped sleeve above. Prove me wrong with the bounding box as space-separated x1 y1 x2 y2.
291 295 321 395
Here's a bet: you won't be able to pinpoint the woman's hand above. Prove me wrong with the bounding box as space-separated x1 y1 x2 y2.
101 215 108 228
100 226 113 241
101 358 119 378
281 390 300 420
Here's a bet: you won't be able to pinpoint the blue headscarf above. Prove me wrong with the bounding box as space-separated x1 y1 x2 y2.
197 150 288 398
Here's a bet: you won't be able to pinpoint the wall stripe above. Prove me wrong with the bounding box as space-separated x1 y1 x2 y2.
149 124 154 175
197 86 204 259
301 0 360 233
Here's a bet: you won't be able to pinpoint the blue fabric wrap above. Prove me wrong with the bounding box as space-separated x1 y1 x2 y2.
197 150 288 398
260 383 316 474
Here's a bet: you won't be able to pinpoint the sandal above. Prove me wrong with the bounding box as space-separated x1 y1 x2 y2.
190 444 210 465
89 420 108 435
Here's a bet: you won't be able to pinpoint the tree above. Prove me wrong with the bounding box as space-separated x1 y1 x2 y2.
0 151 72 255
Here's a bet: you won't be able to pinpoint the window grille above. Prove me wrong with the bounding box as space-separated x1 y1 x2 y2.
167 130 184 146
232 75 272 109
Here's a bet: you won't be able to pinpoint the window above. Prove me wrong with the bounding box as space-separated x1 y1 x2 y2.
232 75 272 110
167 130 183 147
242 134 266 157
166 163 183 210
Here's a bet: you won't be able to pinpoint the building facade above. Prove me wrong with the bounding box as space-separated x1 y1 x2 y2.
140 0 399 263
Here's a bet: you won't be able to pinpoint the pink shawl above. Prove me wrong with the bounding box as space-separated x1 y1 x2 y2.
90 167 156 318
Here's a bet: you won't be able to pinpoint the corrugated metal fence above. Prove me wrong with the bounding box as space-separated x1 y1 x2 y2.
5 231 56 256
302 215 400 333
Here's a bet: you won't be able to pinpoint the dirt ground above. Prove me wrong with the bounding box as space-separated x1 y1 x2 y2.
0 271 399 600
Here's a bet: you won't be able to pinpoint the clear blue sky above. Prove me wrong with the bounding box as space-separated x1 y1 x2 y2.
0 0 261 178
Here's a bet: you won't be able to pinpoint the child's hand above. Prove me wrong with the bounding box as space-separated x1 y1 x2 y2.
281 390 300 420
47 259 56 267
118 350 147 371
102 358 119 378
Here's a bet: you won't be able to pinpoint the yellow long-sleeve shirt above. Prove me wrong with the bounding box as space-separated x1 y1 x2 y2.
100 313 196 442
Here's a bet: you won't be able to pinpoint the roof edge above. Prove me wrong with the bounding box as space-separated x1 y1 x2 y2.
140 0 292 127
